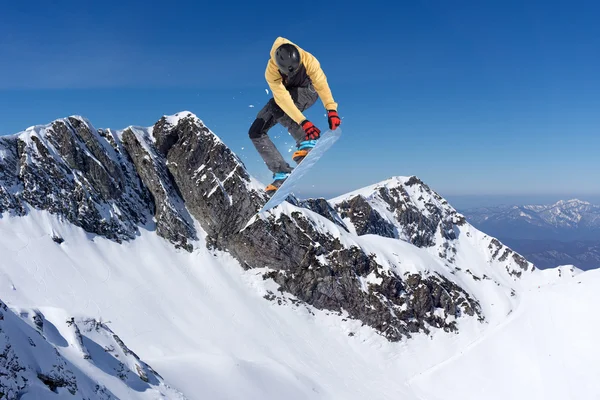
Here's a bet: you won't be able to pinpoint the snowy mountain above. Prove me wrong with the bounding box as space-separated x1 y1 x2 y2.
1 112 599 399
0 300 185 399
462 199 600 241
498 238 600 270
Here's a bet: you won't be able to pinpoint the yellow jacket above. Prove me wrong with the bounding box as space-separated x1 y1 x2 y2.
265 37 338 124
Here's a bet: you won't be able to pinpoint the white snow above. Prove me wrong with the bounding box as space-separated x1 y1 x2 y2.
1 203 599 399
163 111 198 127
409 269 600 400
2 121 599 400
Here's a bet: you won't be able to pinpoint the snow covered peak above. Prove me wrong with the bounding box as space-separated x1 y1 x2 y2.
333 175 432 198
554 199 591 207
17 115 91 135
328 174 533 283
162 111 201 127
525 198 599 229
550 198 594 214
330 175 464 243
463 197 600 241
1 112 531 348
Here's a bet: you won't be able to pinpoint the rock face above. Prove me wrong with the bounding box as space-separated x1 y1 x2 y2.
0 115 196 249
120 125 196 250
329 176 532 278
292 196 350 232
334 176 461 247
335 195 396 238
151 113 266 247
16 118 150 242
0 299 185 399
231 210 481 341
0 112 535 343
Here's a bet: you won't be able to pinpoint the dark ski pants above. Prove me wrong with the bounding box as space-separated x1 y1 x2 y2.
249 84 319 174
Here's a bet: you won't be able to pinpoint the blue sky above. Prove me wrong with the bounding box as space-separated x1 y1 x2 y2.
1 0 599 203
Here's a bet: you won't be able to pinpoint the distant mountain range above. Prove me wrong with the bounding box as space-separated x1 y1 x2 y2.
498 238 600 271
461 199 600 241
461 199 600 270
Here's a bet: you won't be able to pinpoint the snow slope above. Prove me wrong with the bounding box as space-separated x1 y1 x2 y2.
410 267 599 400
0 300 185 399
1 203 599 399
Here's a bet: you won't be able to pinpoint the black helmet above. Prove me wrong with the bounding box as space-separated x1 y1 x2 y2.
275 43 300 75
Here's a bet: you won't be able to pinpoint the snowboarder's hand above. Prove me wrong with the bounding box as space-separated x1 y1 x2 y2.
301 120 321 140
328 110 341 130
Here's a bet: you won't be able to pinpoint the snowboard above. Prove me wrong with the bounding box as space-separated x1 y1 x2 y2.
258 127 342 214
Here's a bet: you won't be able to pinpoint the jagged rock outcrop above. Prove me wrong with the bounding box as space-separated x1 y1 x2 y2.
16 117 150 242
0 137 25 216
108 113 484 341
232 210 482 341
155 113 265 246
120 126 196 250
488 238 531 278
0 116 196 249
334 176 462 247
0 112 533 343
335 195 396 237
292 196 350 232
329 176 533 278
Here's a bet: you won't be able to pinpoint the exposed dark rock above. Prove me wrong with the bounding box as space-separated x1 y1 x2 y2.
156 114 266 246
333 180 461 249
291 197 350 232
121 127 196 251
0 117 198 250
38 370 77 395
0 137 26 216
0 113 502 343
336 195 396 237
0 343 28 399
489 238 531 277
10 119 152 242
233 210 482 341
0 301 176 398
52 235 64 244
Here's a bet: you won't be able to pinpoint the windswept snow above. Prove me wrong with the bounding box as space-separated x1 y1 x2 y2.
409 268 600 400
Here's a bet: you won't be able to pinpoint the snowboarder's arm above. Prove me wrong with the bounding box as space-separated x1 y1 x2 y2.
265 62 307 124
302 50 338 112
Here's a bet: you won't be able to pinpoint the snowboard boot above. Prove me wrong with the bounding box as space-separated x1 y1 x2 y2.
292 139 318 164
265 172 291 196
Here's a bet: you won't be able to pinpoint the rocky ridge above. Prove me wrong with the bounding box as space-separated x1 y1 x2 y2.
0 112 536 344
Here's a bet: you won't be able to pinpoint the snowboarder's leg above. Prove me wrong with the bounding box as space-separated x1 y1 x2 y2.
276 85 319 163
264 171 291 195
249 99 294 175
249 84 318 194
276 85 319 144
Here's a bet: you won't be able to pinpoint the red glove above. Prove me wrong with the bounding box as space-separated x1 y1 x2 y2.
301 120 321 140
328 110 341 130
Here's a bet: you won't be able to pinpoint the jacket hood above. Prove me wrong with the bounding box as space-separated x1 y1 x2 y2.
269 37 298 61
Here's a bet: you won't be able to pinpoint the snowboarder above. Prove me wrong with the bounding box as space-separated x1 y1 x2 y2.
249 37 341 195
